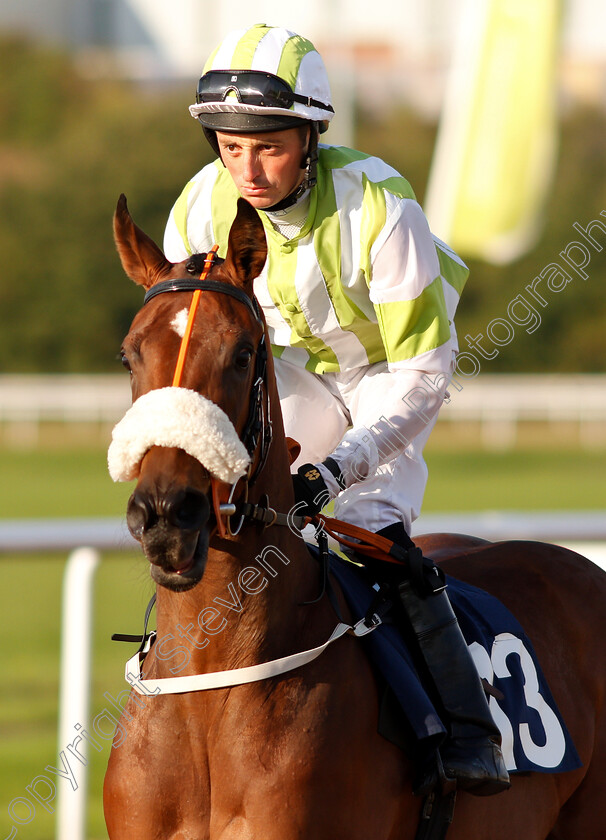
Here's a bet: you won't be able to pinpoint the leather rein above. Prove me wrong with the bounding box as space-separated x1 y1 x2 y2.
121 249 426 691
129 258 459 836
141 250 414 563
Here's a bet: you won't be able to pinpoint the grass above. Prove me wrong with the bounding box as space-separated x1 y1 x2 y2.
1 552 152 840
423 447 606 511
0 446 132 519
1 440 604 520
0 444 148 839
0 439 604 838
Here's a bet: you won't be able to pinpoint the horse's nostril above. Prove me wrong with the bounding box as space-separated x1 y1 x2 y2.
165 489 208 531
127 492 157 538
126 487 208 537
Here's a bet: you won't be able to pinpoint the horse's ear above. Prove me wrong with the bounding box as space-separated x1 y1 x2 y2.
223 198 268 294
113 194 172 290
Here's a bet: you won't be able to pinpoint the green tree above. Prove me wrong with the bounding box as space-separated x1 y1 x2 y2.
1 37 604 373
0 36 211 372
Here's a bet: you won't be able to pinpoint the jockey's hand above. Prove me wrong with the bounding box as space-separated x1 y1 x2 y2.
291 463 331 517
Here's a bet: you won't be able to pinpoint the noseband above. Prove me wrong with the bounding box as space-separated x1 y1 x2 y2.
143 249 272 534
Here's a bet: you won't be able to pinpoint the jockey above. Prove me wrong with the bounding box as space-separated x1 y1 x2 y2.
163 23 509 796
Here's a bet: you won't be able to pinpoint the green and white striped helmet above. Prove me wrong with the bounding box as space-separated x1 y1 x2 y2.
189 24 334 134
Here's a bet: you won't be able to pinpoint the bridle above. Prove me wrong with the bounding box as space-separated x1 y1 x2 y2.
142 248 273 536
118 250 417 699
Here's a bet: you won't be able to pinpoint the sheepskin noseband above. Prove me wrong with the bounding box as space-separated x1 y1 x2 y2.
108 387 250 484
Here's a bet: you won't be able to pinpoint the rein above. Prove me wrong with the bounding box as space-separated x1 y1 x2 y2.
140 254 412 562
124 253 424 690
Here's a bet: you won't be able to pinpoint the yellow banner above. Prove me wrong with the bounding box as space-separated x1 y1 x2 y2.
426 0 561 263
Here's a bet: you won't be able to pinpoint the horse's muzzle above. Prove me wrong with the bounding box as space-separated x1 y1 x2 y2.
127 485 211 591
127 486 209 535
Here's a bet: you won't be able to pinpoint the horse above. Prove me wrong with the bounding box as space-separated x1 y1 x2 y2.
103 194 606 839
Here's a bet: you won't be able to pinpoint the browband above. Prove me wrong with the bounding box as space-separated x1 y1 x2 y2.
140 269 271 482
144 278 260 322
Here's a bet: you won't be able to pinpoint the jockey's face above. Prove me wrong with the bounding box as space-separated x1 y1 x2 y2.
216 126 309 209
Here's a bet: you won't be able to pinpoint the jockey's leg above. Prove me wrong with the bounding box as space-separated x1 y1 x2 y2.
378 522 511 797
275 358 508 794
273 357 348 470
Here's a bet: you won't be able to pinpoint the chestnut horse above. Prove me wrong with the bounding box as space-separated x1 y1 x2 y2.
104 195 606 839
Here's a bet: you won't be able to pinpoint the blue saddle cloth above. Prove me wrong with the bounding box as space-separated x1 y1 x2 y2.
326 552 581 776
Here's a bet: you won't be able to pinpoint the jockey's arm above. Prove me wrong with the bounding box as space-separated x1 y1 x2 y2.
317 200 457 497
316 365 451 496
164 192 458 502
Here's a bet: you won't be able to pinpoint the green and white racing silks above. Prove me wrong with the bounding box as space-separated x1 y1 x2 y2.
163 145 468 375
190 24 334 127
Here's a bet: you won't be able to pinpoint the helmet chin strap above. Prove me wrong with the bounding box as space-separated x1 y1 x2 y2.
202 125 221 157
264 124 318 213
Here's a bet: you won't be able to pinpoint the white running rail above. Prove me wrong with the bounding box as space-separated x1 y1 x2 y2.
1 515 605 840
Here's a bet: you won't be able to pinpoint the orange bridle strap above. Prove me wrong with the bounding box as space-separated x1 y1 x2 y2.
172 245 220 388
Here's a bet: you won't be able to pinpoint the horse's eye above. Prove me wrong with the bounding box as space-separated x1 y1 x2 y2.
186 261 198 275
120 352 132 374
235 348 253 370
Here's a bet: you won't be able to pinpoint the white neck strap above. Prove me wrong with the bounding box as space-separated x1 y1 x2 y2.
125 616 381 696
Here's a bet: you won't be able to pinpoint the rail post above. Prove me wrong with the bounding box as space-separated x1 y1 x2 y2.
56 547 101 840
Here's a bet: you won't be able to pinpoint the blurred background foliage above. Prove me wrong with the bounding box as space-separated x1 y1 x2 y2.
1 35 605 373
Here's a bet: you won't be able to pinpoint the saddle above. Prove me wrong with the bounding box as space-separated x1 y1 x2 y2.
309 539 580 779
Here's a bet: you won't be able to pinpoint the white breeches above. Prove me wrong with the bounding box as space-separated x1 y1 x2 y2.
274 357 439 535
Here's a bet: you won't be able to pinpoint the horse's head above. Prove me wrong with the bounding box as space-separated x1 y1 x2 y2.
109 194 268 591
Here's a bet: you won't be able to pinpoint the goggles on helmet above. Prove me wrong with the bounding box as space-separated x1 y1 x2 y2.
195 69 334 115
